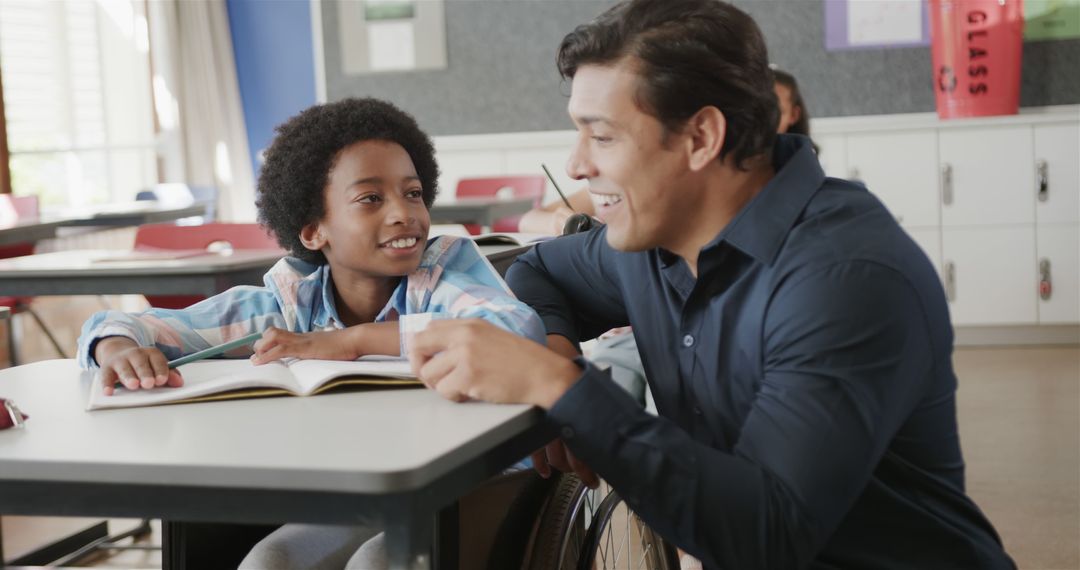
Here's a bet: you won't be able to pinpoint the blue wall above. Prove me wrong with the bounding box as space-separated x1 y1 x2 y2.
227 0 317 181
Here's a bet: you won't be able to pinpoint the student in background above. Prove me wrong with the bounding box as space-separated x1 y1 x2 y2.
772 67 811 137
77 97 544 569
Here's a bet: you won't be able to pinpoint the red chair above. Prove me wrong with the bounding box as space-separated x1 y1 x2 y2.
1 194 68 363
455 175 546 234
134 222 282 309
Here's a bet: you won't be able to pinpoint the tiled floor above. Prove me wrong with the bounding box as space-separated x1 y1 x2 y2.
2 297 1078 569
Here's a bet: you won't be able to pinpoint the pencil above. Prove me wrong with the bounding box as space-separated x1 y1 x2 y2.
167 332 264 369
541 163 575 211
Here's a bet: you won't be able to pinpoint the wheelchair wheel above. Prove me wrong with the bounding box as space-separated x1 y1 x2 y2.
524 474 677 570
575 489 679 570
524 473 591 570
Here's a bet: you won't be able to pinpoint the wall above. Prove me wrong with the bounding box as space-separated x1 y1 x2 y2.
226 0 317 178
224 1 1080 143
318 0 1080 135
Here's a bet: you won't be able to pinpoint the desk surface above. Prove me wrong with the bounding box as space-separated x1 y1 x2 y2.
43 202 207 227
0 360 543 494
0 249 284 297
0 218 66 247
0 203 207 248
429 197 534 227
0 360 548 568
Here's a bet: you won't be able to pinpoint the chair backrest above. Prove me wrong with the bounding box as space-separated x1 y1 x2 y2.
134 223 282 310
0 195 40 258
455 176 546 233
134 222 280 252
0 193 39 223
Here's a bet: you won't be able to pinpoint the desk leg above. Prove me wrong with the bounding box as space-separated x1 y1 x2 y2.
384 511 434 570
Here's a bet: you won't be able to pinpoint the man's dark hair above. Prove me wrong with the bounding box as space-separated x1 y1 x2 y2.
256 97 440 265
557 0 778 170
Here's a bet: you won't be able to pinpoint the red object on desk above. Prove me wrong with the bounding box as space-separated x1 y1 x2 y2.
1 397 28 430
455 176 546 234
134 222 282 310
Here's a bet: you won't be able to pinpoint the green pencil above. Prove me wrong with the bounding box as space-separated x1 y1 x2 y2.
167 332 264 369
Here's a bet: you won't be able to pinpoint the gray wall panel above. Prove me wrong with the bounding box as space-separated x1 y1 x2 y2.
323 0 1080 135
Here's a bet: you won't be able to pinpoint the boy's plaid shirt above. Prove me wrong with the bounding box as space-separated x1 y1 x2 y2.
78 236 545 367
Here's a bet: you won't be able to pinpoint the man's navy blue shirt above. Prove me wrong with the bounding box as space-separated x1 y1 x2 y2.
507 135 1013 569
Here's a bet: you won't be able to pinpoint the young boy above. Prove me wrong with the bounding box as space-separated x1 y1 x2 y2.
78 97 544 388
76 98 545 569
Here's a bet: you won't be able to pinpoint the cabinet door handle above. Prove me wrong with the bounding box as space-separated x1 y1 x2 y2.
941 164 953 206
1039 258 1052 301
1036 160 1049 203
944 261 956 302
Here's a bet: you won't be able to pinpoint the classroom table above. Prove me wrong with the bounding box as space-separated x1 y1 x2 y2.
0 218 66 247
0 359 549 569
0 202 207 248
429 197 534 230
0 249 284 297
42 202 207 228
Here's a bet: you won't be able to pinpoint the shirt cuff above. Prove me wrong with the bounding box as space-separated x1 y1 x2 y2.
547 356 647 447
398 313 447 357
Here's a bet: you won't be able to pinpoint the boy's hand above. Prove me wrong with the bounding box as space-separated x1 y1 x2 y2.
95 337 183 396
251 327 360 364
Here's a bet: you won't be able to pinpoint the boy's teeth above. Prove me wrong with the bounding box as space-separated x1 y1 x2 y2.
388 237 417 249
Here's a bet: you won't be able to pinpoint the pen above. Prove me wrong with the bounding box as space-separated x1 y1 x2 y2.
541 163 575 211
167 332 264 369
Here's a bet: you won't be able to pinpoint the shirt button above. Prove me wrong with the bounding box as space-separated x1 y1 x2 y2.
561 426 575 440
682 334 695 348
693 407 703 416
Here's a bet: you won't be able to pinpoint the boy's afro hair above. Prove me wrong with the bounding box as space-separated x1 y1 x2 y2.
256 97 439 265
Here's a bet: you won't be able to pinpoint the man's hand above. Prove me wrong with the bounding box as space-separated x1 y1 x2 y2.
409 321 601 486
251 327 361 364
409 319 580 407
95 337 183 395
532 438 600 488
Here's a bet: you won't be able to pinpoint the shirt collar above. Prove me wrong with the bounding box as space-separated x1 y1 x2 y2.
713 134 824 265
315 264 405 329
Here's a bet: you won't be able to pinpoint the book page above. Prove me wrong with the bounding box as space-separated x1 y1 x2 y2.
287 356 417 395
87 359 299 411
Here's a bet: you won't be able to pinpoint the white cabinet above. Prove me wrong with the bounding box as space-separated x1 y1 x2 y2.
942 226 1037 325
847 130 940 227
814 134 848 179
1034 123 1080 225
939 126 1035 227
1036 224 1080 324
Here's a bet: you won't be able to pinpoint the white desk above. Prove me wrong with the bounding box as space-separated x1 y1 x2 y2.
0 359 548 569
0 249 284 297
42 202 207 228
429 198 534 231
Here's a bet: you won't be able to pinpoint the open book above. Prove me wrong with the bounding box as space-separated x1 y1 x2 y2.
87 356 421 411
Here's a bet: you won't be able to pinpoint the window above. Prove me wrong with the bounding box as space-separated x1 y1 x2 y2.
0 0 157 207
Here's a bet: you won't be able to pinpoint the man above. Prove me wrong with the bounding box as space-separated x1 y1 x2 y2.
409 0 1015 567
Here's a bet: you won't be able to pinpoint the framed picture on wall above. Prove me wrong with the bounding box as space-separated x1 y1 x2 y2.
824 0 930 51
